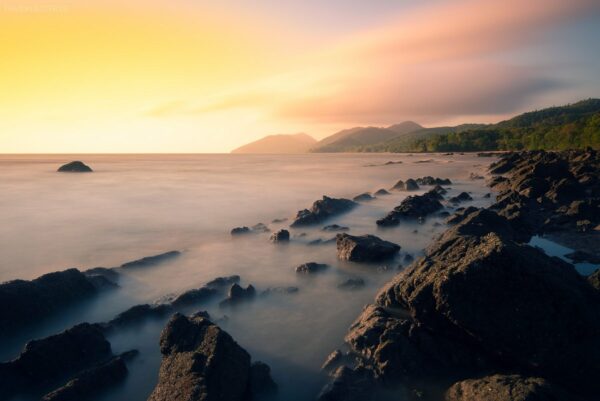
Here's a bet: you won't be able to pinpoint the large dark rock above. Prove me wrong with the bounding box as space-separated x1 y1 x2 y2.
41 351 138 401
57 161 92 172
336 234 400 262
445 374 574 401
291 196 357 227
147 313 275 401
317 366 377 401
0 323 112 398
119 250 180 269
376 190 444 226
0 268 98 334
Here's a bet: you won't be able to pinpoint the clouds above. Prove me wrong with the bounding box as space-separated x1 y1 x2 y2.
150 0 599 127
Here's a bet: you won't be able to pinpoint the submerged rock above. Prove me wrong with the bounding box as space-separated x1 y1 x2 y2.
308 237 337 246
57 161 93 172
291 196 357 227
0 268 98 334
336 233 400 262
353 193 375 202
323 224 349 232
41 350 138 401
392 178 419 191
170 286 218 308
205 275 241 289
231 226 251 235
105 304 174 329
270 229 290 242
0 323 112 398
295 262 329 274
260 286 299 296
376 190 444 226
374 189 390 196
337 277 366 290
119 250 180 269
147 313 275 401
416 176 452 186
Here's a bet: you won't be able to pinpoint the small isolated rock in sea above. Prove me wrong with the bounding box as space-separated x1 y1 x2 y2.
336 233 400 262
376 190 444 226
416 176 452 186
323 224 349 232
219 283 256 307
449 191 473 203
147 313 275 401
119 250 181 269
291 196 357 227
353 193 375 202
296 262 329 274
392 178 419 191
271 218 287 223
260 286 299 296
251 223 270 233
337 277 366 290
231 226 251 235
469 172 485 180
270 229 290 242
57 161 93 172
374 189 390 196
41 350 138 401
308 237 337 246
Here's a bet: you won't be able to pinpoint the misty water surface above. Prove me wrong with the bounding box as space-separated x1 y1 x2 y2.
0 153 494 401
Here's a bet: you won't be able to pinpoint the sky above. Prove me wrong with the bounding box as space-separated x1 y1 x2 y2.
1 0 599 153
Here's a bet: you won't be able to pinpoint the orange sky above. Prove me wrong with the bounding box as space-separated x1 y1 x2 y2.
1 0 599 153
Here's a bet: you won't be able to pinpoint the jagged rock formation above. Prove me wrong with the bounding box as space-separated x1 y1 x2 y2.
376 190 444 226
336 234 400 262
291 196 357 227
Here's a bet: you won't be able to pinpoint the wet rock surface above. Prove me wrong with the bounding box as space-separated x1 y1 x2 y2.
0 268 99 334
291 196 357 227
336 234 400 262
147 313 275 401
376 190 444 226
57 161 93 172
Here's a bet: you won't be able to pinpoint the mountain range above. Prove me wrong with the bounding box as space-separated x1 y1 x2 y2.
230 99 600 153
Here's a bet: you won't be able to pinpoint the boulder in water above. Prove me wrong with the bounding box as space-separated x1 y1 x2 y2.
336 233 400 262
57 161 92 172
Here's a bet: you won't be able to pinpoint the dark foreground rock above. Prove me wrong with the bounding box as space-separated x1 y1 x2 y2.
328 209 600 400
336 234 400 262
147 313 275 401
376 190 444 226
42 350 138 401
0 323 112 398
291 196 357 227
445 374 576 401
0 268 99 334
57 161 92 172
318 366 377 401
119 250 181 269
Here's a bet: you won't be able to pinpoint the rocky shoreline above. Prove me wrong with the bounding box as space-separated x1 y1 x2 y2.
318 149 600 401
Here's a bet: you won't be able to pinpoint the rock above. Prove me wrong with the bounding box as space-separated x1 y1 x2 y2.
321 350 343 372
231 226 251 235
432 184 447 195
376 190 444 226
416 176 452 186
0 268 98 334
323 224 349 232
337 277 366 290
483 193 491 198
270 229 290 242
403 253 414 263
272 218 288 223
336 234 400 262
564 250 600 264
374 189 390 196
147 313 275 401
251 223 270 233
205 275 241 289
469 172 484 180
57 161 92 172
588 269 600 290
391 179 419 191
105 303 173 329
0 323 112 398
191 310 211 319
445 374 574 401
219 283 256 307
296 262 329 274
317 366 377 401
477 152 496 157
446 206 480 225
170 286 218 308
449 192 473 203
249 361 277 396
41 351 138 401
353 193 375 202
260 286 299 296
119 250 180 269
291 196 357 227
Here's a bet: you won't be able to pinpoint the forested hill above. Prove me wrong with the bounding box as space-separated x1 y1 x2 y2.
367 99 600 152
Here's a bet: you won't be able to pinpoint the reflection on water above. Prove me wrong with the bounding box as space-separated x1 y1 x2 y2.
0 153 493 401
529 236 597 275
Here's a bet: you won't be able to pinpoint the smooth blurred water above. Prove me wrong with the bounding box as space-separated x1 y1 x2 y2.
0 153 494 401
